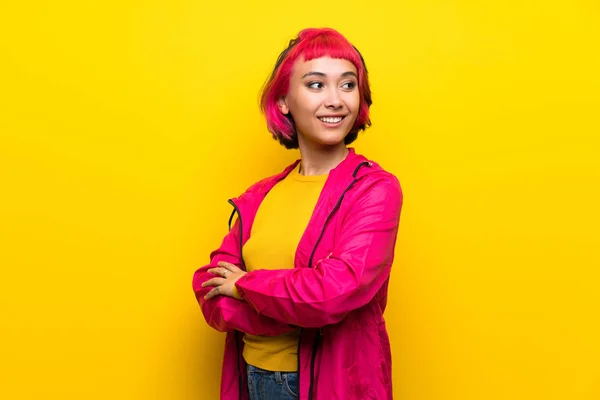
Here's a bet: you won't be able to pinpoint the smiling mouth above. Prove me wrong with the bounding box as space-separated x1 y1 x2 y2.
318 116 345 123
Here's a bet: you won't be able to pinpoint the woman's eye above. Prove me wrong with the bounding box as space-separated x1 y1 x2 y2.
342 81 357 90
307 81 324 89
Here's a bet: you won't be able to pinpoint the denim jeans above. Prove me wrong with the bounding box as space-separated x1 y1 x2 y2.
247 364 298 400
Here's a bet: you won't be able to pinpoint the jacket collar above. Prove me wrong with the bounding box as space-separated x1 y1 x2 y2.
235 147 377 206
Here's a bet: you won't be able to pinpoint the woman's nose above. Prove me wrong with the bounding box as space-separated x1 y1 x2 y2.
325 88 343 108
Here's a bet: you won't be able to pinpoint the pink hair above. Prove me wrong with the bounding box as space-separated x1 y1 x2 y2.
260 28 372 149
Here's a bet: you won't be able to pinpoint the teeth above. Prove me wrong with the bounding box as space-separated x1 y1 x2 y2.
319 116 343 123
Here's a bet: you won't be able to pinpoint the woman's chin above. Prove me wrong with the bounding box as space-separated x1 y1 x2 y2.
300 132 349 149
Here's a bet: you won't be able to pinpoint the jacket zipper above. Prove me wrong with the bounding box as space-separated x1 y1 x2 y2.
307 328 322 400
305 161 372 400
227 199 247 400
228 199 245 269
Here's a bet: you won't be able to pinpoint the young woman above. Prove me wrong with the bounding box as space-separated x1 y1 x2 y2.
192 27 403 400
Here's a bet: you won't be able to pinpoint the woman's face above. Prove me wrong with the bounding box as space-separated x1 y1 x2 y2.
279 56 360 149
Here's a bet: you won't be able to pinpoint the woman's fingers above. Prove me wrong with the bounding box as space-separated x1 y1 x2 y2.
203 263 245 300
207 267 227 276
204 286 220 300
218 261 242 272
201 277 225 288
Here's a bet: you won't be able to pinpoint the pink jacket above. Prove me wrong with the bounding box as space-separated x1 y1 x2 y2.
192 148 403 400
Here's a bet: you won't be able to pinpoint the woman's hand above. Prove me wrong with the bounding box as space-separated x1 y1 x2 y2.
202 261 247 300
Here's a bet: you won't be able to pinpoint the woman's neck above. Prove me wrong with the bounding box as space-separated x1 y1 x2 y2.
297 142 349 176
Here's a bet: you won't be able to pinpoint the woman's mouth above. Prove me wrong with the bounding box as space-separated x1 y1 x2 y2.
318 116 345 125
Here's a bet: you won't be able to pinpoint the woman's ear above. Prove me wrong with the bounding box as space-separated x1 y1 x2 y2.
278 97 289 115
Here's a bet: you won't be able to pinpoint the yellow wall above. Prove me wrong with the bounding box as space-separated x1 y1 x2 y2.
1 1 599 399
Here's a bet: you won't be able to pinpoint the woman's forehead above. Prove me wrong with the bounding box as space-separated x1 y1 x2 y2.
291 56 357 78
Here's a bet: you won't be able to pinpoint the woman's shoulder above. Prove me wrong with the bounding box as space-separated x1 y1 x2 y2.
345 160 403 222
356 157 401 193
339 155 403 216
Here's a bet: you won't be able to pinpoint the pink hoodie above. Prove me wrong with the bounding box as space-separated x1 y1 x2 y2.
192 148 403 399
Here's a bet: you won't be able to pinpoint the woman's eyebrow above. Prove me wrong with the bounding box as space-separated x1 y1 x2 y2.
301 71 326 79
301 71 358 79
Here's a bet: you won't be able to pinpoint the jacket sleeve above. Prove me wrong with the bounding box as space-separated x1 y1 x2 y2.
234 177 403 328
192 216 295 336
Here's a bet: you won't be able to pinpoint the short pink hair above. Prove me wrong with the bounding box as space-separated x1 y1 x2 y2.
260 28 373 149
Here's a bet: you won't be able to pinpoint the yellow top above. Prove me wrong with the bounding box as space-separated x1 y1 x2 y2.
239 162 328 372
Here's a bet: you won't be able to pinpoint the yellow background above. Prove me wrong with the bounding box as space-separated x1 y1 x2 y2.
1 1 599 399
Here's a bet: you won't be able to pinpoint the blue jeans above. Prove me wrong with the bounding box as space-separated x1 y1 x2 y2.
247 364 298 400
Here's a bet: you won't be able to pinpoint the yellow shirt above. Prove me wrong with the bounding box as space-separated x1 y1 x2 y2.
240 163 328 372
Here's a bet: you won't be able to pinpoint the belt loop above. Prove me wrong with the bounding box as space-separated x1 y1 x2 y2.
274 371 283 385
